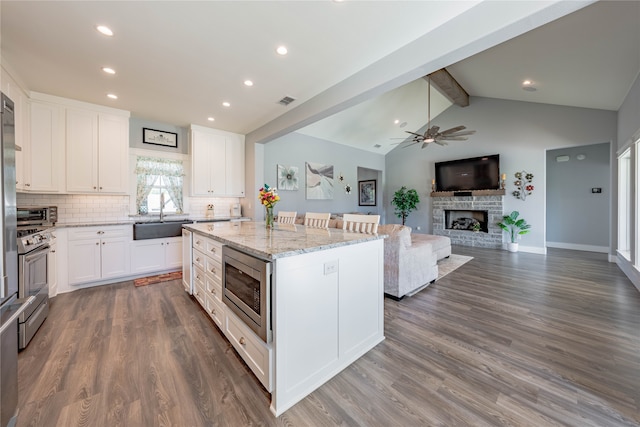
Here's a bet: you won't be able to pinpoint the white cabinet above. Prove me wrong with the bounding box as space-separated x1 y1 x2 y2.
27 100 65 192
66 108 129 193
190 124 245 197
191 232 226 328
48 230 58 297
1 67 29 191
131 236 182 274
182 229 192 294
67 225 131 285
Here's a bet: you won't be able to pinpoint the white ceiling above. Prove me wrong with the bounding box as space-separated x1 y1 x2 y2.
2 1 639 155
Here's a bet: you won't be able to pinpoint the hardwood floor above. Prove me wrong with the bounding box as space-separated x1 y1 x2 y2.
16 246 640 426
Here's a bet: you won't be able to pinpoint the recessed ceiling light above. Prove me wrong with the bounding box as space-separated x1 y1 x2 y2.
96 25 113 36
244 80 254 87
276 46 288 56
207 117 215 122
394 119 400 124
522 80 532 85
107 93 118 99
222 102 231 107
102 67 116 75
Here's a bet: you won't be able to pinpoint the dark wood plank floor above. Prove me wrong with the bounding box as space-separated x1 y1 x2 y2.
16 246 640 426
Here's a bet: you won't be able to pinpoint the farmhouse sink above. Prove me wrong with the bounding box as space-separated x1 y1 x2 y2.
133 220 193 240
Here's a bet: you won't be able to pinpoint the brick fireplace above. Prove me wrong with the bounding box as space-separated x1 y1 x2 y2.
432 191 504 248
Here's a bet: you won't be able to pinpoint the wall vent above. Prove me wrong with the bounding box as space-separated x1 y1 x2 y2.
373 144 382 148
278 96 296 106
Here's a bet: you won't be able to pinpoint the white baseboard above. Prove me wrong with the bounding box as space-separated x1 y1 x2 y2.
519 245 546 255
546 241 609 253
616 255 640 293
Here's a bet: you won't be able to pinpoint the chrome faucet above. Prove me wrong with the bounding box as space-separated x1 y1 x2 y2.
160 192 165 222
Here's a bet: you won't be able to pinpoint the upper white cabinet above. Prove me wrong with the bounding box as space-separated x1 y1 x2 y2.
1 67 29 191
28 100 65 192
66 108 129 193
190 124 245 197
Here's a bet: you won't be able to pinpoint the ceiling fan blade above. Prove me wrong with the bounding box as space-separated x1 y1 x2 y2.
440 125 466 135
440 136 469 141
445 130 476 137
434 140 449 146
428 125 440 136
421 141 430 149
404 131 423 137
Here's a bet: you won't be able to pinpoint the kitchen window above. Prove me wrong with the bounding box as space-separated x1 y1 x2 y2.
135 156 184 215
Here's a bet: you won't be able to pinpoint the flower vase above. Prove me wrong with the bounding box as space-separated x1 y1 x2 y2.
265 206 274 229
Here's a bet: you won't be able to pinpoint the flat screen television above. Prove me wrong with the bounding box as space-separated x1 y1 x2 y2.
435 154 500 192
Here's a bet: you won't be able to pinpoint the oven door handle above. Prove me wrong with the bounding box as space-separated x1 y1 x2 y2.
0 296 36 334
23 245 50 262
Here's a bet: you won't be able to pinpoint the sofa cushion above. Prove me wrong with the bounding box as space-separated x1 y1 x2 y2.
412 234 451 260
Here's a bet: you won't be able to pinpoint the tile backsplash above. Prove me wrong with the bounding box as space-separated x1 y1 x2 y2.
17 193 131 224
17 193 243 224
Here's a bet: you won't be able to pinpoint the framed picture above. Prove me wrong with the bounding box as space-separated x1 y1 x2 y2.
306 162 334 200
143 128 178 148
359 180 376 206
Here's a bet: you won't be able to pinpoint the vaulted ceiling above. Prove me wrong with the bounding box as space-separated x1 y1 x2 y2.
2 1 638 155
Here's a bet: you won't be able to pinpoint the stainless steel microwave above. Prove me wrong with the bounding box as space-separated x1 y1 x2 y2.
222 245 272 343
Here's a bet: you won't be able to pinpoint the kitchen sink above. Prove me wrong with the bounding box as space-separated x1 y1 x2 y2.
133 220 193 240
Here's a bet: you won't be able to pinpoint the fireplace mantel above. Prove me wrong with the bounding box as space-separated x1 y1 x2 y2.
431 189 505 197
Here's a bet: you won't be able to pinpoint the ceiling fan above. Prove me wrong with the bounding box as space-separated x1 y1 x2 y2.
399 76 476 149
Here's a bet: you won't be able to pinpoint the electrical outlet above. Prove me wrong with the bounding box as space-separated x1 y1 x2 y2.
416 226 421 230
324 260 338 275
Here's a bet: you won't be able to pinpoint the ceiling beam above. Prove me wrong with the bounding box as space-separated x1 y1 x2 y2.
425 68 470 107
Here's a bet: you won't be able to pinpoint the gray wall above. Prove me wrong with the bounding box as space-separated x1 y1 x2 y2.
385 96 617 253
263 132 385 217
546 143 610 249
129 117 189 155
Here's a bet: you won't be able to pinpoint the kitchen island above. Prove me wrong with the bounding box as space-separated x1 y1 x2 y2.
183 221 385 416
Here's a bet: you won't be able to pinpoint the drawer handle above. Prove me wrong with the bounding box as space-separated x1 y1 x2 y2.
210 268 216 274
210 308 216 315
210 248 217 254
239 337 246 346
211 288 216 295
196 257 200 262
196 240 201 245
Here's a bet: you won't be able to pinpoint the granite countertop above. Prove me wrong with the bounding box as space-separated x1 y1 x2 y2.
184 221 386 260
55 216 248 228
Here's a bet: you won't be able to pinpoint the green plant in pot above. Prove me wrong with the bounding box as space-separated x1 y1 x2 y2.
391 186 420 225
497 211 531 252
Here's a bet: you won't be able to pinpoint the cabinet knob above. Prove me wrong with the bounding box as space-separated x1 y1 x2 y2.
102 242 105 245
99 187 102 190
25 183 30 187
161 242 164 245
51 250 56 253
95 242 99 246
239 337 246 346
93 186 97 190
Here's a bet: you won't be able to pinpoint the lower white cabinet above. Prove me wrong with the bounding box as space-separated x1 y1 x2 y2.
131 236 182 274
67 225 131 285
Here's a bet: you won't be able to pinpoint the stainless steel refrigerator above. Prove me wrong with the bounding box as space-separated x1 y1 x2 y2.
0 92 34 427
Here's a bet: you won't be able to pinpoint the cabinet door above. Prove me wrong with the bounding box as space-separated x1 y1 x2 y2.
66 108 99 192
191 130 212 196
164 237 183 269
225 134 245 196
131 239 165 274
101 236 130 279
29 101 65 192
209 134 226 196
98 114 129 193
67 239 101 285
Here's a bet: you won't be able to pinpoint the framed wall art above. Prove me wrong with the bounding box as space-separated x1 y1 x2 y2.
143 128 178 148
359 180 376 206
306 162 334 200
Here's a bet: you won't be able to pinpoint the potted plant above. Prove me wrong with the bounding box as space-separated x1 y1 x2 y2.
497 211 530 252
391 186 420 225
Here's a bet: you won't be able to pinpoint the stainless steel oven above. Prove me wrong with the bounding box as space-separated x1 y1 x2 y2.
222 246 272 343
16 206 55 349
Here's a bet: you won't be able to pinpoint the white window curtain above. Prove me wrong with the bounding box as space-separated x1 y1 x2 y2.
135 156 184 213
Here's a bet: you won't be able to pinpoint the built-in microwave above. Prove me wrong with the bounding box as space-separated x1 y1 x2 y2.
222 246 272 343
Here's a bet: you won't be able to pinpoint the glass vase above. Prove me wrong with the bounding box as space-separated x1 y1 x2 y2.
265 206 274 229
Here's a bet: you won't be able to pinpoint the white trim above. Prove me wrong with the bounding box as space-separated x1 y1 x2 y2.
546 241 609 253
608 254 617 263
502 243 546 254
616 255 640 293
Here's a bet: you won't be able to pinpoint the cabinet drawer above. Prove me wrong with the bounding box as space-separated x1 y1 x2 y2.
225 310 272 391
205 275 222 303
68 225 130 240
205 239 223 262
192 234 206 252
193 265 205 290
205 293 225 329
193 249 206 270
204 257 222 284
193 272 206 308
